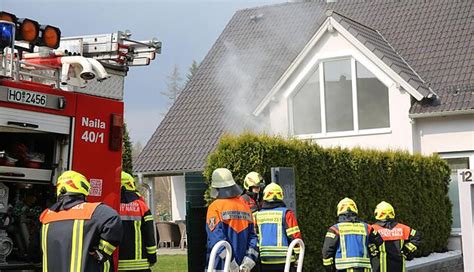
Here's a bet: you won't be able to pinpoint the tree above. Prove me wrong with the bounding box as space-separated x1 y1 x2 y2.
132 141 143 163
161 64 183 107
186 60 199 85
122 123 133 174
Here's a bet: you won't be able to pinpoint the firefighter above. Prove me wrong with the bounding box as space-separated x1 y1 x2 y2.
254 183 302 272
39 170 123 272
371 201 421 272
206 168 259 272
118 171 157 271
322 197 383 272
241 171 264 213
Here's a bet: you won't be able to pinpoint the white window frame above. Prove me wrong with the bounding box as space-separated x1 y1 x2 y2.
439 151 474 235
289 55 391 139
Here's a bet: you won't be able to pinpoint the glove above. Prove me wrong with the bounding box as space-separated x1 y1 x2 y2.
229 259 240 272
324 264 336 272
89 249 106 264
239 256 256 271
368 243 379 257
402 250 414 261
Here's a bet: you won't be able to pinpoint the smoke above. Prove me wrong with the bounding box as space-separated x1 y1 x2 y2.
213 3 321 135
215 40 271 134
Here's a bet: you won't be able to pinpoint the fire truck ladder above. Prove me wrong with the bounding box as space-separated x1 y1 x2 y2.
285 238 305 272
0 30 161 90
207 240 233 272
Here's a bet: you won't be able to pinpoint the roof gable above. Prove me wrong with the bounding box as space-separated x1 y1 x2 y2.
255 10 436 115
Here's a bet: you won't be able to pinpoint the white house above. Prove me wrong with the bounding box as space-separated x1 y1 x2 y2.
135 0 473 255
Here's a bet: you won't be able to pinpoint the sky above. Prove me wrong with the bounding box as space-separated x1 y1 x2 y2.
1 0 285 145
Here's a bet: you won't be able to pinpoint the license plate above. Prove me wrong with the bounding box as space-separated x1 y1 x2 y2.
7 88 47 107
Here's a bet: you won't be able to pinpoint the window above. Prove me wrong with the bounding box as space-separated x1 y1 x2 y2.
324 60 353 132
445 157 470 230
291 58 390 136
356 62 390 130
293 68 321 134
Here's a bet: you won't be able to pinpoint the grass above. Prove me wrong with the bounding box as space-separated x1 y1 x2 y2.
152 255 188 272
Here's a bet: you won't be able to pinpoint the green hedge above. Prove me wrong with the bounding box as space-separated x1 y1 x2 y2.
204 133 452 271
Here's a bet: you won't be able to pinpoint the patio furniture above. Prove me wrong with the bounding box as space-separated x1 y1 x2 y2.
177 221 187 250
156 222 181 248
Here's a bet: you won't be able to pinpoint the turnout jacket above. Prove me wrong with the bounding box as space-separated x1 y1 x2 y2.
39 195 123 272
322 214 383 272
371 220 421 272
206 196 259 271
118 190 157 271
254 201 302 265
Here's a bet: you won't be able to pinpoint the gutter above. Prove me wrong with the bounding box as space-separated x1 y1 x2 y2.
134 168 203 177
409 109 474 119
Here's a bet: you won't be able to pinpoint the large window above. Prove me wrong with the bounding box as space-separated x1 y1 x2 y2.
293 68 321 135
291 58 390 136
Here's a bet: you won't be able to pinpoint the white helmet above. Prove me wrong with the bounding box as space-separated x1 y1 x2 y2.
210 168 242 199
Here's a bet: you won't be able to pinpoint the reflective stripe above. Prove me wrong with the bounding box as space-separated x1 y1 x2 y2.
42 224 49 272
144 215 153 222
134 220 142 259
335 255 372 269
146 245 157 254
103 260 110 272
380 242 386 272
325 231 336 239
277 217 282 247
405 242 417 252
120 215 142 221
221 210 253 221
99 239 117 255
323 258 334 265
410 229 417 236
118 258 150 271
286 226 300 236
340 233 346 259
260 246 295 264
70 219 84 272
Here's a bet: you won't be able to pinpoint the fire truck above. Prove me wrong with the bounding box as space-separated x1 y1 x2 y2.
0 11 160 270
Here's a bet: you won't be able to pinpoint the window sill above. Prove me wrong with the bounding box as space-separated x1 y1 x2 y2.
295 127 392 140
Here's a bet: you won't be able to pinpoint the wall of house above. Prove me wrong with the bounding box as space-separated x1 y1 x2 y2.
268 30 415 152
414 114 474 155
171 175 186 221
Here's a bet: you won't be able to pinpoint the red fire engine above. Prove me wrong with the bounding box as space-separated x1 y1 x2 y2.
0 11 160 270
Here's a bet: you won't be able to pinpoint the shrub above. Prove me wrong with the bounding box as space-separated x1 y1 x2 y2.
204 133 451 271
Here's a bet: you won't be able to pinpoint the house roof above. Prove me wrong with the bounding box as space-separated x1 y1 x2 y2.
135 0 474 174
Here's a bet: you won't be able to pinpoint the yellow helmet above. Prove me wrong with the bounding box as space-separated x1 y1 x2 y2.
337 197 358 216
374 201 395 220
121 171 136 191
56 170 90 196
263 183 284 202
243 172 263 190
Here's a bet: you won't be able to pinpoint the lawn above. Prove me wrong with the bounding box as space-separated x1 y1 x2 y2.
152 255 188 272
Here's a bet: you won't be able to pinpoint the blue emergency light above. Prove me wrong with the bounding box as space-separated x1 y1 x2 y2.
0 20 14 49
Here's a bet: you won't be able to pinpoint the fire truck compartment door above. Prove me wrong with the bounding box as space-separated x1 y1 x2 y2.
0 107 70 134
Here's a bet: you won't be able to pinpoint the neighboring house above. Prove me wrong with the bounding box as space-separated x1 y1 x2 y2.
134 0 473 251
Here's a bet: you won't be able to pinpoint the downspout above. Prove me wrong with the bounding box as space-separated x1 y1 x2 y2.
138 173 157 244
